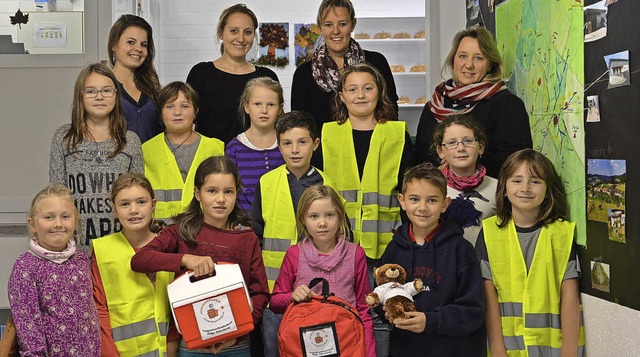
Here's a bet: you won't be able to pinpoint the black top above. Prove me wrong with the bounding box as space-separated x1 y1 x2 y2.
291 50 399 132
186 62 279 144
414 89 532 177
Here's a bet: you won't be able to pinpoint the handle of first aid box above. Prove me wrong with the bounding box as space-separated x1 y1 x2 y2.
171 281 246 308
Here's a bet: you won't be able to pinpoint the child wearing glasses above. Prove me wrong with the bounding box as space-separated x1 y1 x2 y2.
433 114 497 245
49 63 143 252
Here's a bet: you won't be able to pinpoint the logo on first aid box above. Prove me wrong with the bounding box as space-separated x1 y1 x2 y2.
193 294 238 340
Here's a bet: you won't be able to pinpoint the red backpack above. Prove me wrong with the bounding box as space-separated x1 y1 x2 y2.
278 278 366 357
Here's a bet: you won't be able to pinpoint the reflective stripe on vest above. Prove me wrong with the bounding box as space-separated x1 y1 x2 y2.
483 217 585 356
260 165 340 291
322 120 405 259
92 232 174 356
143 133 224 219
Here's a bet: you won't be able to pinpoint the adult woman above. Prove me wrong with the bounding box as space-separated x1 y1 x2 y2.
108 14 162 144
291 0 398 132
414 25 532 178
187 4 279 144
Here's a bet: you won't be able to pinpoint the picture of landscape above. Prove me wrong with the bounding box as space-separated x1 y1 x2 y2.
587 159 626 242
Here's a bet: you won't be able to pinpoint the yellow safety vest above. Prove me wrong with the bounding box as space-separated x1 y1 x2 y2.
260 164 337 291
483 217 585 356
322 120 406 259
143 133 224 220
92 232 175 357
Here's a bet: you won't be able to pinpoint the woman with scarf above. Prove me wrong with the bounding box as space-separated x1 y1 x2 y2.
291 0 398 139
414 25 532 178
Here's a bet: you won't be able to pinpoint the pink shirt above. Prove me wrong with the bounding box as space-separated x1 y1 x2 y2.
270 243 376 357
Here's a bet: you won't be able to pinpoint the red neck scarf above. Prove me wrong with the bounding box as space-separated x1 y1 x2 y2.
442 164 486 191
427 79 506 122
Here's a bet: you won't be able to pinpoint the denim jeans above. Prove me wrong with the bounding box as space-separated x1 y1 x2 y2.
178 346 251 357
368 257 392 357
261 308 283 357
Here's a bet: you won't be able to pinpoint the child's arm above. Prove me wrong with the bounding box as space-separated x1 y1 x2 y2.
560 278 580 357
7 258 48 355
269 246 300 314
130 226 205 274
354 246 376 357
485 279 508 357
250 183 265 247
90 255 121 357
247 234 270 322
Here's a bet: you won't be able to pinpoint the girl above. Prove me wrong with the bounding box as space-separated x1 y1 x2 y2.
433 114 497 245
49 63 143 251
291 0 398 135
270 185 375 357
131 156 269 357
187 4 279 143
108 14 162 144
322 63 414 261
476 149 585 356
8 183 100 356
226 77 286 213
91 173 178 357
143 81 224 221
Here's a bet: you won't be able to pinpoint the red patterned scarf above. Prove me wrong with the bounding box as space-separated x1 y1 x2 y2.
428 79 506 122
442 164 486 191
311 39 366 92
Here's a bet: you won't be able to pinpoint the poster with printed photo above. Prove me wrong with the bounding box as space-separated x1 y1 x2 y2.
255 22 289 68
591 261 611 293
587 159 625 224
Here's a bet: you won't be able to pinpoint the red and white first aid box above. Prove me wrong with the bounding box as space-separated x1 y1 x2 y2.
167 263 254 350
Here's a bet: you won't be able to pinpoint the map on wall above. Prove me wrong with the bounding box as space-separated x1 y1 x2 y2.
496 0 586 245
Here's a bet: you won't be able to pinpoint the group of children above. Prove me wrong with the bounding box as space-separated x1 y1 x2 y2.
8 55 584 357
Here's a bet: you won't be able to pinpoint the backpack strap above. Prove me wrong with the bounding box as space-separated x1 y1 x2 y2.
308 277 331 300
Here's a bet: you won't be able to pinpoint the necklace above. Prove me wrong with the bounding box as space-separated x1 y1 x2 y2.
167 131 193 154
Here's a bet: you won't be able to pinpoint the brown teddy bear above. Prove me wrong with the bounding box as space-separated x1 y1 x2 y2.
365 263 423 324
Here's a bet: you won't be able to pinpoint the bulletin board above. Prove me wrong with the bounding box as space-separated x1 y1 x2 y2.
16 11 84 54
581 0 640 310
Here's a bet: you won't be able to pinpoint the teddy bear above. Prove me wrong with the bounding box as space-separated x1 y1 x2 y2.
365 263 423 324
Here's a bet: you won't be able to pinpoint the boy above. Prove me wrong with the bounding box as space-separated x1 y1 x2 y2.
377 162 485 356
251 110 339 357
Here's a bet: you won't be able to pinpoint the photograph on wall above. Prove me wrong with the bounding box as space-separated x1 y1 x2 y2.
605 0 618 6
294 23 321 66
587 159 626 224
607 208 625 243
604 50 630 89
586 95 601 122
584 1 607 43
591 261 611 293
255 22 289 68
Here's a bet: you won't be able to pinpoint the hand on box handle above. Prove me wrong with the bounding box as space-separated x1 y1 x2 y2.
181 254 215 277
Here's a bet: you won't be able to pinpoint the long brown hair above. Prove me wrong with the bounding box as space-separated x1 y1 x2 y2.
110 173 166 233
174 156 249 245
443 25 503 84
495 149 568 228
216 4 258 54
332 64 397 124
108 14 161 103
64 63 128 158
296 185 349 240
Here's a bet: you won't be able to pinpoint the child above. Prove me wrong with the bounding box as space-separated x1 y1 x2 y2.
270 185 376 357
433 114 497 245
143 81 224 221
131 156 269 357
108 14 162 144
226 77 286 213
8 184 100 356
91 173 178 356
250 110 339 357
475 149 585 356
322 63 414 262
49 63 144 250
378 163 485 356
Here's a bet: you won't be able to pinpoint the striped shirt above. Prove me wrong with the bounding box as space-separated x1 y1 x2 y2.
226 133 285 213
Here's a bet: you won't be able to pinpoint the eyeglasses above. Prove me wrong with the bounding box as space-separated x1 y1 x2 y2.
82 87 117 98
441 138 478 149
